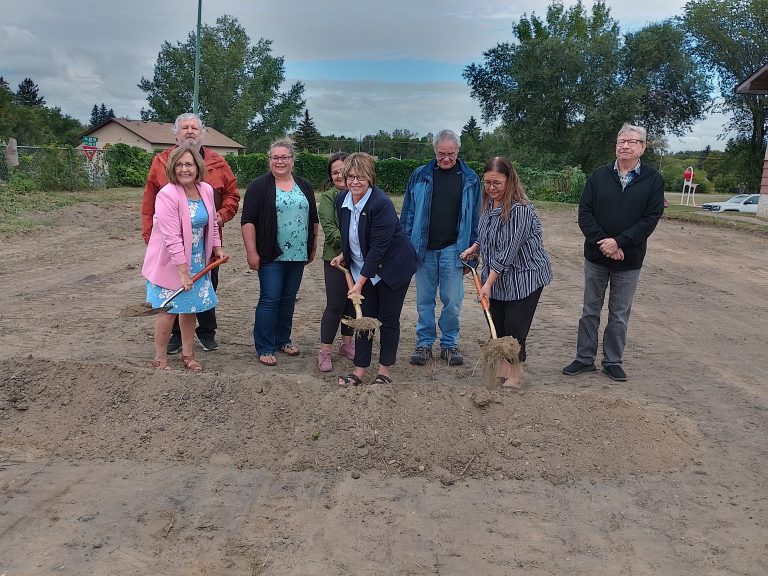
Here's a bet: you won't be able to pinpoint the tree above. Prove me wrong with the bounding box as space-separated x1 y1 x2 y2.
139 14 305 151
16 77 45 107
90 103 115 126
681 0 768 190
460 116 483 162
463 1 709 171
294 109 321 151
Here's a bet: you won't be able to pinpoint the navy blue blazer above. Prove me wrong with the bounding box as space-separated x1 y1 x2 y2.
335 186 416 291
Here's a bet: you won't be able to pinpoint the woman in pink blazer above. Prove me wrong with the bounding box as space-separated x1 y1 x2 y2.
142 146 226 371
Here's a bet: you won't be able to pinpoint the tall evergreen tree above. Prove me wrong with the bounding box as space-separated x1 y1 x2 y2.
90 104 100 127
89 102 117 127
16 78 45 107
294 109 321 152
460 116 483 161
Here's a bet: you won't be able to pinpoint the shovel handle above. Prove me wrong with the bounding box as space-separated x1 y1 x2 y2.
461 257 497 339
335 263 365 319
160 256 229 307
336 263 355 291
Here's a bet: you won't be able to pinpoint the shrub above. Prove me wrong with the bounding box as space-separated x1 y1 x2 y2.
104 144 153 188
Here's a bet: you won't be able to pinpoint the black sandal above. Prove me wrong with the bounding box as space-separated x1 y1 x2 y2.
372 374 392 385
338 373 363 387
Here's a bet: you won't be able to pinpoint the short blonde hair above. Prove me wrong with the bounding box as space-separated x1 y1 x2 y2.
343 153 376 187
166 146 206 184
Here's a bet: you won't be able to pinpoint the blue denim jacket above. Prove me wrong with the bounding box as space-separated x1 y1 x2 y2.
400 159 481 266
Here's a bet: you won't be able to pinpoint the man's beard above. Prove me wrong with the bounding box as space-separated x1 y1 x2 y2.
179 137 201 148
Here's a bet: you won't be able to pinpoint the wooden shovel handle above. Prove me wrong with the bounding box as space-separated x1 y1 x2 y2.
190 256 229 284
336 263 364 318
336 263 355 291
461 258 497 339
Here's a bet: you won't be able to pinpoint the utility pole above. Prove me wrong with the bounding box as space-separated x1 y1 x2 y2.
193 0 202 114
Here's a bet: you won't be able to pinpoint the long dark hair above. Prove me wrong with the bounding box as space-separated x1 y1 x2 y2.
483 156 528 221
325 152 349 189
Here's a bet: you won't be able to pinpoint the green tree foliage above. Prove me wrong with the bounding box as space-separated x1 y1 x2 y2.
90 103 115 127
0 79 83 146
138 14 305 152
681 0 768 190
104 143 153 187
16 78 45 107
463 1 709 172
460 116 483 162
294 109 321 152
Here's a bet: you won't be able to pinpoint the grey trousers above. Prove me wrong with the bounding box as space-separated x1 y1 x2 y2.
576 259 642 367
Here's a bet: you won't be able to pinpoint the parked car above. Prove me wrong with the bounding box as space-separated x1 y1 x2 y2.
701 194 761 213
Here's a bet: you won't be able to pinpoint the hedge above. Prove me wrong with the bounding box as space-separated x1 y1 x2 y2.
105 145 588 203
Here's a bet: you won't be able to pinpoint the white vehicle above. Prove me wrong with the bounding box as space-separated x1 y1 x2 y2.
701 194 761 213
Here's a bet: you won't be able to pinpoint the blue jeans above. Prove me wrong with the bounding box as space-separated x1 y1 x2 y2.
253 260 305 355
415 243 464 349
576 259 642 367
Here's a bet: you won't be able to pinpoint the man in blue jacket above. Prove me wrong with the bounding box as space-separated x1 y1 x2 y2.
401 130 481 367
563 123 665 382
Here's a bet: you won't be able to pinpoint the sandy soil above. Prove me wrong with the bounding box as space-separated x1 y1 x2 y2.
1 196 766 575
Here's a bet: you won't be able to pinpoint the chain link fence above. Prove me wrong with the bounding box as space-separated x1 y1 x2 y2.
0 144 108 190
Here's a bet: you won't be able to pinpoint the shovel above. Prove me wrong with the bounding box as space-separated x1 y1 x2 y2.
461 257 520 389
119 256 229 317
336 263 382 335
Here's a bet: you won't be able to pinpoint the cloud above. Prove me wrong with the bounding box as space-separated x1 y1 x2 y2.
0 0 727 151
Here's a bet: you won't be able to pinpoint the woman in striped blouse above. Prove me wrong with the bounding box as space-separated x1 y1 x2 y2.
460 156 552 389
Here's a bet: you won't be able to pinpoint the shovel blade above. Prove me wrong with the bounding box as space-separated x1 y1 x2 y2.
119 303 173 317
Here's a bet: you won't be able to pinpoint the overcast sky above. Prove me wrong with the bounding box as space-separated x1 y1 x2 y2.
0 0 729 152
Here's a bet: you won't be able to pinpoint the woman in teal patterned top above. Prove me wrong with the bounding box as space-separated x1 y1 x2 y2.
241 138 319 367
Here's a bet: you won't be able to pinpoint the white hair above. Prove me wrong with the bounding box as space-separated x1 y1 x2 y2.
173 113 205 135
433 129 461 150
617 123 646 142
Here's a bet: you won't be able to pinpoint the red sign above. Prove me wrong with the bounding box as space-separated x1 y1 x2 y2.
82 145 97 160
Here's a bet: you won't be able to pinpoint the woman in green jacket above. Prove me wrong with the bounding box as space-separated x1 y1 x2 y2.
317 153 355 371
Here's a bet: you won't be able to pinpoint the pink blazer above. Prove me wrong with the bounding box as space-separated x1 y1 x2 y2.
142 181 221 290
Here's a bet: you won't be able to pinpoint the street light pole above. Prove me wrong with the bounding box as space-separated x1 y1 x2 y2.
193 0 202 114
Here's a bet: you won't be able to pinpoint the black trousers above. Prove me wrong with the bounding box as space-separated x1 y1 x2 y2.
354 279 409 369
488 286 543 362
172 266 218 338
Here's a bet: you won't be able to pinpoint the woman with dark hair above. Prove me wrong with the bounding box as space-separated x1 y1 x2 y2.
241 137 319 367
317 152 356 372
460 156 552 389
330 153 416 386
142 146 226 372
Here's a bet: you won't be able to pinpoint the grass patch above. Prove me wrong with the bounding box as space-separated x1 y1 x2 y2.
0 187 139 235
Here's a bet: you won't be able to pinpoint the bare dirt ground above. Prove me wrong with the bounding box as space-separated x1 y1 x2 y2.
1 195 766 575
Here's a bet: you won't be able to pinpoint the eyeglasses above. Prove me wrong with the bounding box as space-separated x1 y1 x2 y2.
616 139 644 147
483 180 505 189
331 170 344 177
270 155 293 162
174 162 196 170
346 174 367 182
436 152 458 160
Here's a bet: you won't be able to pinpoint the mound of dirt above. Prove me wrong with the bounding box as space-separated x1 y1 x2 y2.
1 358 700 483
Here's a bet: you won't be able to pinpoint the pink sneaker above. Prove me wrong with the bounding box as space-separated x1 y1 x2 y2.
338 341 355 360
317 350 333 372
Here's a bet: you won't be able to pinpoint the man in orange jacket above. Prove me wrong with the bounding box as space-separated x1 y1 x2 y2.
141 112 240 354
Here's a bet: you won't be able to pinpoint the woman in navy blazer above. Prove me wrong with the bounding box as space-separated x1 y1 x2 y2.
330 153 416 386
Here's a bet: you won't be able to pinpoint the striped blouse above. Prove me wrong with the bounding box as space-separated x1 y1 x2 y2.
477 201 553 301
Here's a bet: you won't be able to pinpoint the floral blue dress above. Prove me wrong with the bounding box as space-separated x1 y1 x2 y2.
145 199 218 314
